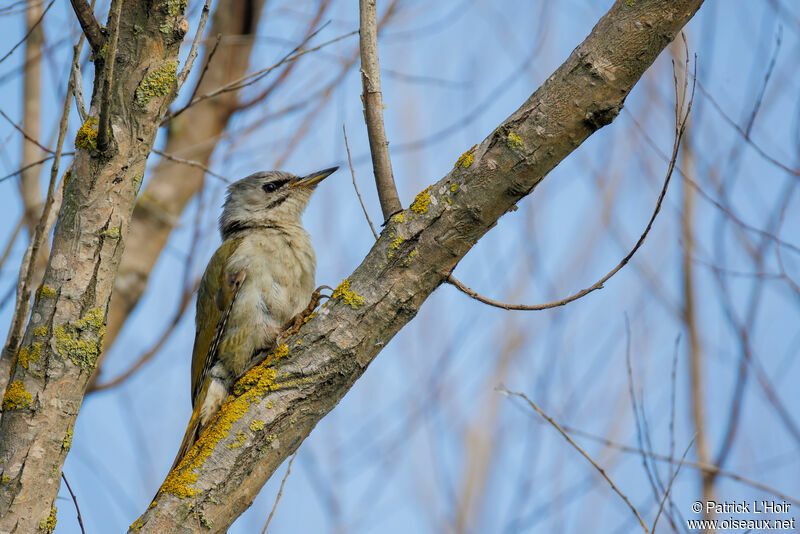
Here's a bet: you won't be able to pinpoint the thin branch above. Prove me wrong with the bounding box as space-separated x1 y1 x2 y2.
2 43 76 365
71 52 87 122
651 436 695 534
549 421 800 505
97 0 122 151
187 33 221 103
500 389 649 534
162 25 351 125
0 217 23 275
260 450 298 534
88 279 199 392
343 125 378 240
61 473 86 534
151 149 230 183
0 153 74 184
447 58 696 311
67 0 104 52
176 0 212 90
0 0 54 65
359 0 402 220
0 108 54 154
693 77 799 178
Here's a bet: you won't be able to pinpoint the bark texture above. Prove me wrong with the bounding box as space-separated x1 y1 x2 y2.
102 0 267 357
0 1 188 530
134 1 704 531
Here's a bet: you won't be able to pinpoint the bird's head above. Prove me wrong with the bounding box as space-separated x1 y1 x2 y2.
219 167 338 239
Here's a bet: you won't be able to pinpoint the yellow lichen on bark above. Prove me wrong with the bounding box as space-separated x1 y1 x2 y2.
410 186 433 214
3 381 32 410
331 279 365 309
39 507 57 533
160 344 288 499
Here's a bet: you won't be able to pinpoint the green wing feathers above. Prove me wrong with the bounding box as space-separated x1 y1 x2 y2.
190 237 243 407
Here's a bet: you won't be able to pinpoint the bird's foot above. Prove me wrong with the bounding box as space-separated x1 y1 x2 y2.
279 285 333 339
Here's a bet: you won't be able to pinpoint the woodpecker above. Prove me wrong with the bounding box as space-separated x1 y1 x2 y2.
173 166 338 466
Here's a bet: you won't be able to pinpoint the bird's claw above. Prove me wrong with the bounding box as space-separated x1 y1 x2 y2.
279 285 333 339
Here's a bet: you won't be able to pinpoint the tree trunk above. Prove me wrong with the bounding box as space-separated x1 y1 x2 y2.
0 1 188 529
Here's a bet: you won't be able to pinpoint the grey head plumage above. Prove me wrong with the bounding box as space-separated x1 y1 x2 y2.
219 167 338 240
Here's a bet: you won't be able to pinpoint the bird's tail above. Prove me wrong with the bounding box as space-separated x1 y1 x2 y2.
170 405 202 471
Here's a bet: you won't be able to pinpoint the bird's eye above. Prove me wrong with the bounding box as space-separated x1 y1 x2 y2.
263 182 278 193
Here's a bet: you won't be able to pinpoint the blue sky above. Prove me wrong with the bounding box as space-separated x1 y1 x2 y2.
0 1 798 532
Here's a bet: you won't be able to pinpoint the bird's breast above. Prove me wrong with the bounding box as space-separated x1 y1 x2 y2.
227 229 316 326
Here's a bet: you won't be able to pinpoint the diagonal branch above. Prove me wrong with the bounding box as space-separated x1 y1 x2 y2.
359 0 402 220
68 0 105 52
133 1 705 532
447 56 696 311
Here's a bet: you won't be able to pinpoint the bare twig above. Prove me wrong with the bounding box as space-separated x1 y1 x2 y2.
359 0 402 220
448 56 696 312
88 278 199 392
97 0 122 151
260 450 298 534
0 218 23 275
61 473 86 534
0 108 54 154
71 52 87 122
163 25 352 125
67 0 104 52
343 125 378 240
500 389 649 533
151 149 230 183
0 153 74 184
550 422 799 505
234 0 330 111
177 0 212 89
3 43 76 365
187 33 221 103
651 436 695 533
0 0 54 65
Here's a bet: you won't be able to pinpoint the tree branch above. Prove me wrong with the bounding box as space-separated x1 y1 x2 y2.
68 0 105 52
96 0 122 151
359 0 402 220
133 1 705 531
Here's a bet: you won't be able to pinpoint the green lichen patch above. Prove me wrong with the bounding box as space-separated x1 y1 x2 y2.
401 248 418 267
75 118 98 150
160 0 188 33
227 430 246 449
507 132 524 150
135 62 178 107
130 517 144 532
250 419 266 432
388 235 405 259
392 213 405 223
331 279 365 309
103 226 121 239
455 144 477 168
3 380 32 410
450 183 458 193
37 285 56 299
33 326 47 337
39 506 57 533
63 428 73 451
410 186 432 214
53 308 106 370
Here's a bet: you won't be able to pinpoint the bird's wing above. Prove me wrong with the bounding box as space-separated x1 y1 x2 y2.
190 237 244 407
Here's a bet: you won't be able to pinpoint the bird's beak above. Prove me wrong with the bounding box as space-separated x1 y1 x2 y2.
290 166 339 189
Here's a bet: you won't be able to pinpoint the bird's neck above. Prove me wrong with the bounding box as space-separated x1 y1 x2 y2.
220 219 304 241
